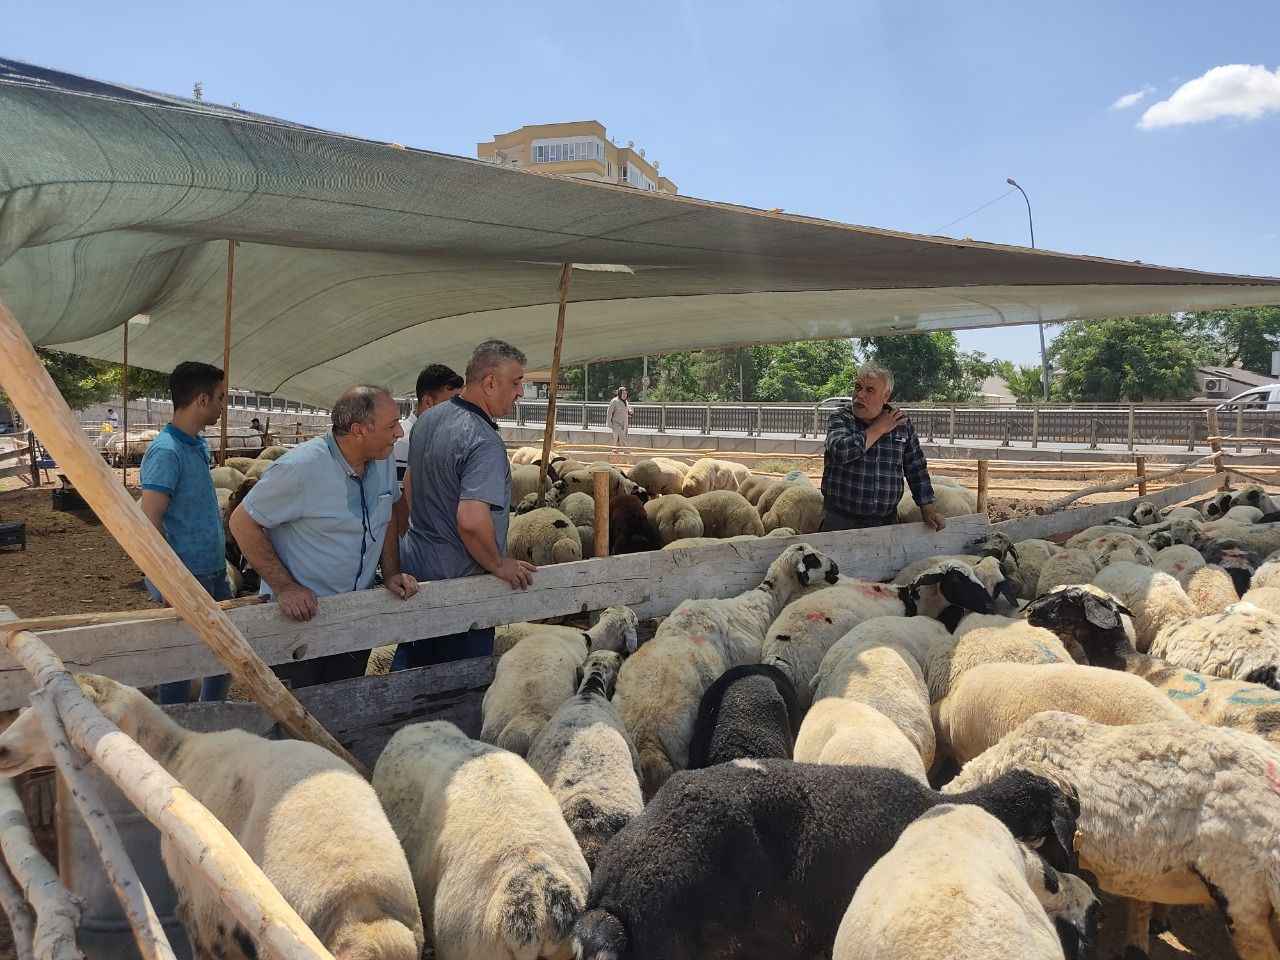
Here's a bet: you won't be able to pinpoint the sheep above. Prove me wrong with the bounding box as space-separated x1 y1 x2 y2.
1036 549 1100 596
933 660 1189 766
1227 504 1266 524
643 494 704 544
1202 491 1235 519
625 457 688 497
893 553 1018 612
1185 563 1243 614
1201 521 1280 561
1149 600 1280 688
210 466 244 492
256 444 289 460
614 542 839 797
574 762 1080 960
0 675 423 960
223 455 256 473
1092 561 1196 651
688 490 765 538
1256 554 1280 590
526 651 643 871
1163 505 1203 522
1025 584 1280 747
556 490 596 557
898 478 976 523
899 558 998 627
792 698 928 784
554 465 637 501
1129 499 1162 525
244 457 275 480
509 445 542 464
925 620 1075 703
608 494 662 555
1231 483 1279 514
373 721 589 960
811 627 936 768
1080 530 1155 567
737 473 774 506
507 507 583 565
493 621 587 660
660 529 799 550
511 463 554 505
481 607 638 755
760 483 823 534
946 711 1280 960
756 478 805 517
1145 516 1204 551
1243 585 1280 616
1152 543 1206 588
680 457 751 496
832 804 1098 960
687 663 799 769
1011 538 1062 599
1066 525 1139 549
1198 537 1262 595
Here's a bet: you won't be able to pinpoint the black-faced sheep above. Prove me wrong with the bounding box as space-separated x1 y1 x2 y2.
508 507 583 565
1202 491 1235 520
832 804 1098 960
614 543 839 797
688 490 765 538
0 675 423 960
947 711 1280 960
574 762 1079 960
1197 538 1262 596
792 698 927 783
643 494 704 544
509 446 542 464
608 494 663 555
372 721 589 960
1231 483 1279 514
687 663 800 768
680 457 751 496
626 458 688 497
526 651 643 871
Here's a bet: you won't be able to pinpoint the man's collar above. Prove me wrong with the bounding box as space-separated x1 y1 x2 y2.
163 422 204 446
450 395 499 430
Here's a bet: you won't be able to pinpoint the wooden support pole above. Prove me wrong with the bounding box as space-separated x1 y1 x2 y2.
27 430 38 488
1236 406 1245 455
537 264 573 507
0 851 35 960
30 690 178 960
1136 456 1148 497
5 631 334 960
0 296 364 776
976 460 989 514
1127 404 1135 452
0 777 83 960
121 319 129 484
220 240 236 467
593 468 611 559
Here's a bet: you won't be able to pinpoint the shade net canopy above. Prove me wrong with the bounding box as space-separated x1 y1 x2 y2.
2 58 1279 408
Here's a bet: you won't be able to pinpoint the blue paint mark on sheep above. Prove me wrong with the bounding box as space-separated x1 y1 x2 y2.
1167 672 1207 700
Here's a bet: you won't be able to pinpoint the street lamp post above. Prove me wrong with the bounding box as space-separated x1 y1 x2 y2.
1007 177 1050 401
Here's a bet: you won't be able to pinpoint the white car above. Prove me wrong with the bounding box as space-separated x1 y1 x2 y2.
817 396 852 411
1215 386 1280 412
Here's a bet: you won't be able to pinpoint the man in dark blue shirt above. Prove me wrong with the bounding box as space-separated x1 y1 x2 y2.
821 363 945 532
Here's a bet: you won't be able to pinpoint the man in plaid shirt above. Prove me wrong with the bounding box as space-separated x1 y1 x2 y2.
820 363 946 532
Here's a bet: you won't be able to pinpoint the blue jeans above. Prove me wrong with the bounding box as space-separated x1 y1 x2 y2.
391 626 495 671
146 572 234 704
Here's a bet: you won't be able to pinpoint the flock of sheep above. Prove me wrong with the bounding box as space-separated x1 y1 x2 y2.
10 447 1273 960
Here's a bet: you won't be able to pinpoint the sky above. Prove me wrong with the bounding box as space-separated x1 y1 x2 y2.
7 0 1280 366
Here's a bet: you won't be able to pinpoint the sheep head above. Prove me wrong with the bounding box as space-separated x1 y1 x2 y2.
588 606 640 654
0 707 51 777
900 560 993 621
579 650 623 698
1024 585 1136 668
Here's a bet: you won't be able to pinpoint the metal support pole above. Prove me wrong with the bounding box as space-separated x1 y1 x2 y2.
1031 404 1040 448
220 240 236 466
658 403 666 433
948 405 956 444
704 405 712 435
121 320 129 484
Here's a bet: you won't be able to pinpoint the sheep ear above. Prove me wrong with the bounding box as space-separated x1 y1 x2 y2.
1006 543 1019 565
897 585 919 616
942 570 993 613
1083 596 1120 630
912 570 944 588
937 605 966 634
996 579 1019 606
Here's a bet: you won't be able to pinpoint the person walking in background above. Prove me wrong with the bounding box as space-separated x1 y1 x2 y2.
394 339 534 670
229 385 418 687
392 363 464 536
138 362 232 704
607 386 630 450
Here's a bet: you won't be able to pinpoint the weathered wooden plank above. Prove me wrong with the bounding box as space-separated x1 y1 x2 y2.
0 462 30 480
0 446 30 465
993 474 1220 542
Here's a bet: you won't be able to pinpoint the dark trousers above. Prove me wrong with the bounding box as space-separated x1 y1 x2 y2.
272 651 372 689
150 572 234 705
820 506 898 532
391 626 495 671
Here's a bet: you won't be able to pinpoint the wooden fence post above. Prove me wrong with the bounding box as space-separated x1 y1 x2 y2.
1236 406 1245 454
1210 443 1229 491
593 468 611 559
1088 418 1098 450
1127 404 1135 452
976 460 989 515
1031 404 1040 449
1136 456 1147 497
948 405 956 444
27 431 38 487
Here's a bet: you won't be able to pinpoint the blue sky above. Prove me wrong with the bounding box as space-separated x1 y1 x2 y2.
8 0 1279 364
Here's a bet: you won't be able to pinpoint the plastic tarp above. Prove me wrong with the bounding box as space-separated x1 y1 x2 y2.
2 57 1278 408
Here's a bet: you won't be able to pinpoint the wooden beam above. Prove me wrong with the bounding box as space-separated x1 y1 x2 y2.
1136 456 1147 497
219 240 235 467
1038 453 1218 513
0 295 363 774
537 263 572 506
0 777 82 960
0 519 989 710
593 467 610 558
976 460 989 514
0 850 35 960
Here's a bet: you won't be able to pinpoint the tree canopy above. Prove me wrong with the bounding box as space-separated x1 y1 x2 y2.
0 349 170 414
1179 306 1280 375
1048 314 1200 401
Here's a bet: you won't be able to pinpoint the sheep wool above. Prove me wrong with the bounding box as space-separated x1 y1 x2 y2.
946 711 1280 960
1242 585 1280 616
1255 556 1280 591
761 483 824 535
1092 561 1195 652
681 457 752 497
644 494 705 544
756 478 806 517
626 458 689 497
244 457 275 480
526 651 643 871
556 490 596 557
925 621 1074 703
373 722 590 960
0 676 424 960
614 543 839 797
509 446 542 465
1231 483 1279 514
507 507 583 565
737 473 775 506
1184 563 1243 615
493 622 587 660
833 804 1098 960
1011 538 1061 600
792 698 928 784
223 456 256 473
934 661 1189 765
511 463 554 505
481 630 588 756
1152 544 1206 588
898 481 976 523
1226 505 1266 524
1080 531 1154 568
1150 600 1280 688
1036 549 1100 597
689 490 765 538
687 663 800 769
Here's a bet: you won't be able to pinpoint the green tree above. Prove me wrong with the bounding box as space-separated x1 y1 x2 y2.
995 360 1048 402
751 340 856 402
1048 314 1199 401
0 349 170 412
858 332 991 402
1179 307 1280 374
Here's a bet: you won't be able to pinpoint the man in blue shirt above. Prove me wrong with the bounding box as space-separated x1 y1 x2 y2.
229 385 419 687
139 361 232 704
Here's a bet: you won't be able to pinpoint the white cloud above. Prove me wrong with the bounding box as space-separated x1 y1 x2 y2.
1110 86 1154 110
1140 64 1280 129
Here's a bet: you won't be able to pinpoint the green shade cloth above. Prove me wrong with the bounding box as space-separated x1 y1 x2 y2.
2 58 1278 408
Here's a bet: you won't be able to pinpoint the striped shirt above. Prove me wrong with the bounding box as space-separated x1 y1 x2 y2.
821 405 936 519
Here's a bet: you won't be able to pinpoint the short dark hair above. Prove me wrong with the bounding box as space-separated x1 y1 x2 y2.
415 364 463 401
170 362 225 409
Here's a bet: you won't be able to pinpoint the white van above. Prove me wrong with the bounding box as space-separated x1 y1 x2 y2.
1215 386 1280 412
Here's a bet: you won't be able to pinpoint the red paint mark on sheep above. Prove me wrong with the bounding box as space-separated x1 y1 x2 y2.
1267 761 1280 797
805 611 830 623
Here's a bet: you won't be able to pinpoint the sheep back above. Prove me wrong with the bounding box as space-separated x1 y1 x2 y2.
762 483 824 534
627 458 688 497
681 457 750 497
644 494 704 544
794 698 927 783
481 632 589 755
690 489 765 538
687 664 800 769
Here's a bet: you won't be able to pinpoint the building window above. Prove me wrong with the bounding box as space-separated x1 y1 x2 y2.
533 136 604 165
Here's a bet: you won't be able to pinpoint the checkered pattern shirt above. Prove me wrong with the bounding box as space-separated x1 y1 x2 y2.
821 405 936 518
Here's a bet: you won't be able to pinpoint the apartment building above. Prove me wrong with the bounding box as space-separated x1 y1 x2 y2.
477 121 677 194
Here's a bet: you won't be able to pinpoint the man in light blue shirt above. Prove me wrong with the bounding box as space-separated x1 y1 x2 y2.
229 385 419 687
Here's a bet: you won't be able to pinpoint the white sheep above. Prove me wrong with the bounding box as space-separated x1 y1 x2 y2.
933 660 1189 765
209 465 245 491
1184 563 1241 615
688 490 765 538
898 477 976 523
372 721 590 960
946 711 1280 960
756 478 806 517
811 625 936 769
833 804 1098 960
1226 505 1266 524
1079 531 1154 568
526 650 643 871
614 542 839 797
0 675 424 960
556 463 639 501
626 457 688 497
661 529 798 550
494 621 587 659
792 698 927 784
761 483 823 534
681 457 751 497
1092 561 1196 651
1010 538 1061 599
1243 585 1280 616
481 607 638 756
737 473 775 506
1255 555 1280 591
924 620 1075 703
558 491 596 558
511 463 554 504
509 446 542 464
1149 599 1280 688
644 494 704 544
1152 543 1206 588
1036 549 1100 596
507 507 583 565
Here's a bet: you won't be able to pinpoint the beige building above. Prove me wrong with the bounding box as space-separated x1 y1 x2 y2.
478 121 677 194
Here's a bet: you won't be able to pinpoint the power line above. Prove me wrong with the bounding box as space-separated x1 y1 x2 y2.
934 188 1017 234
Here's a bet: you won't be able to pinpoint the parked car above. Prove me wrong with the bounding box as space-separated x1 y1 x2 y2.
1215 386 1280 412
817 396 852 411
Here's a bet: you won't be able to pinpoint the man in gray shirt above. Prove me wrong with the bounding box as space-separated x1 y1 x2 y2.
394 339 535 669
